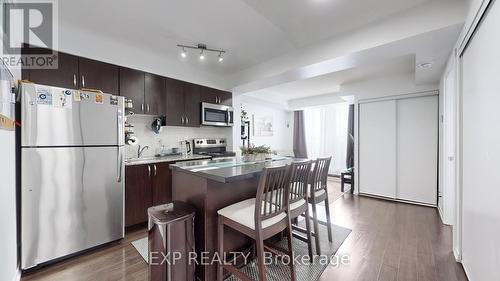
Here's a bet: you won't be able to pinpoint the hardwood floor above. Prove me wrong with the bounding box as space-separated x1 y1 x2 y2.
319 194 468 281
21 190 467 281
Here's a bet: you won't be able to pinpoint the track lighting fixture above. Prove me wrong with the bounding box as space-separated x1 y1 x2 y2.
177 43 226 62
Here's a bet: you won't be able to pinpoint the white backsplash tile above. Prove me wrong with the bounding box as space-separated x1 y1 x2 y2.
125 115 233 159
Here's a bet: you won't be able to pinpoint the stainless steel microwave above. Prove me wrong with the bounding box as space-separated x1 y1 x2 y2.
201 102 234 127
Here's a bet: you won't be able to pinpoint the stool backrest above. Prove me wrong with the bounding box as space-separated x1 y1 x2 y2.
310 157 332 195
255 165 290 222
288 160 313 205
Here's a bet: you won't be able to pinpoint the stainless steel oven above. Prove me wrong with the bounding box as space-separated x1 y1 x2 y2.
201 102 234 126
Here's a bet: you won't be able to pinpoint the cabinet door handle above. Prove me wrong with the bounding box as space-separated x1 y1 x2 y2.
141 104 144 113
215 96 218 103
185 116 189 124
73 74 77 87
81 75 85 88
153 164 157 176
147 165 151 177
181 116 184 125
146 104 150 113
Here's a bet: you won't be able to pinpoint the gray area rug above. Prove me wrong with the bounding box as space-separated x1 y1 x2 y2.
132 221 351 281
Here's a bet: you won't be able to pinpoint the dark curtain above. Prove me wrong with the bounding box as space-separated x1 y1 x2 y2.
346 104 355 168
293 110 308 158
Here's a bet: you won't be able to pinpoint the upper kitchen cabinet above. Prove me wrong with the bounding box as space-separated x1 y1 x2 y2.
184 82 201 127
78 58 119 95
218 90 232 106
22 51 79 89
200 86 232 106
165 78 201 127
165 77 185 126
119 67 145 113
145 73 166 116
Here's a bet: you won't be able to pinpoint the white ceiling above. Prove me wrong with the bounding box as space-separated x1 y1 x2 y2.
58 0 436 75
241 0 432 47
246 55 415 101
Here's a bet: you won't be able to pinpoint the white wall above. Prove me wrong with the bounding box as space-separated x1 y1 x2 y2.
124 115 233 159
232 95 293 156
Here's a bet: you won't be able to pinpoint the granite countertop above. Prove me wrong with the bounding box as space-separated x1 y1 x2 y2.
125 154 212 166
170 156 301 183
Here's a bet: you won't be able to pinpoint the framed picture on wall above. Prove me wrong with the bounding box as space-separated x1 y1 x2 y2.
253 114 273 136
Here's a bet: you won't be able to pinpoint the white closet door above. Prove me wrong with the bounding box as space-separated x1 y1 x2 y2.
359 100 397 198
461 1 500 280
396 96 438 205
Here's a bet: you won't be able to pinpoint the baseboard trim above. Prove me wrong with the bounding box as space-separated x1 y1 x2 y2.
12 268 21 281
359 193 437 208
453 248 462 262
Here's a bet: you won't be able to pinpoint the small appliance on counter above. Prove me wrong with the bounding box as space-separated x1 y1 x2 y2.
180 140 192 157
192 138 236 158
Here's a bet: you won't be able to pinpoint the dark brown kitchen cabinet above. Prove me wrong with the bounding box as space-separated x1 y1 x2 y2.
78 58 119 95
200 86 232 106
184 83 201 127
165 79 201 127
218 90 232 106
119 67 145 113
151 163 171 206
22 50 79 89
125 164 152 227
145 73 166 116
165 78 186 126
125 163 172 227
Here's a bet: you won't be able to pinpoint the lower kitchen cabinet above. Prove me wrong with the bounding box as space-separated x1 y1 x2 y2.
125 164 152 227
151 162 171 206
125 162 171 227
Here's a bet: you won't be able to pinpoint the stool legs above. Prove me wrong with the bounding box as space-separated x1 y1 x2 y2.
311 201 321 255
217 216 224 281
255 234 266 281
324 196 333 242
303 207 314 259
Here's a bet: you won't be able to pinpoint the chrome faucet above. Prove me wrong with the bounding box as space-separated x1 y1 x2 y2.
137 145 149 158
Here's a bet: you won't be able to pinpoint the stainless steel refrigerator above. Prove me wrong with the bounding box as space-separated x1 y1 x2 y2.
19 82 125 269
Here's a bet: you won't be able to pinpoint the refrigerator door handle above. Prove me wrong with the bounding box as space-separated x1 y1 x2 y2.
117 147 123 183
117 107 124 146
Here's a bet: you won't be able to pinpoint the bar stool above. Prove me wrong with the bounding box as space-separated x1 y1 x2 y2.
287 160 314 260
217 165 296 281
308 157 333 255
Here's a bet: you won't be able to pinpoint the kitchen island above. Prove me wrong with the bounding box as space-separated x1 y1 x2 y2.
170 157 295 281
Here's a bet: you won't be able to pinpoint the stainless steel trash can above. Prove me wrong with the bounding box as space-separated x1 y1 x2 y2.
148 201 196 281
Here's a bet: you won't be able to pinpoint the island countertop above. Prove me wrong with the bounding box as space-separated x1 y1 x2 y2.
170 156 297 183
